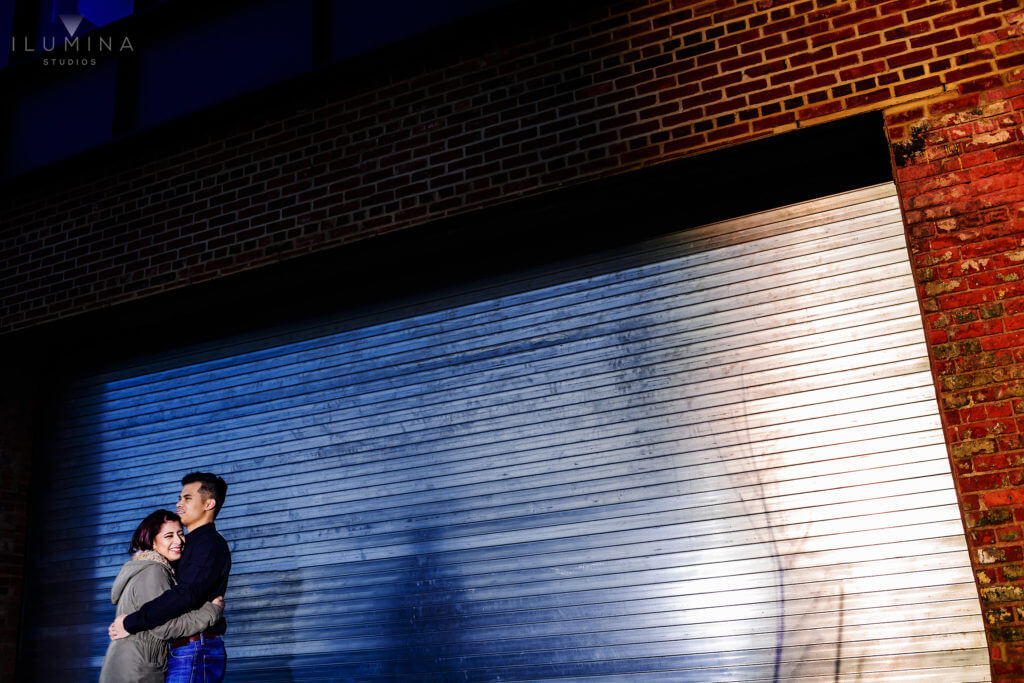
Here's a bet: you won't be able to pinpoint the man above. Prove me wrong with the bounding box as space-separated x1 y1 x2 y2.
109 472 232 682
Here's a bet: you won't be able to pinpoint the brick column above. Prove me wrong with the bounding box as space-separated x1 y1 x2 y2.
889 75 1024 677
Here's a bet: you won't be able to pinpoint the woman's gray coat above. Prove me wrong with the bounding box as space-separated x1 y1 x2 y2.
98 550 223 682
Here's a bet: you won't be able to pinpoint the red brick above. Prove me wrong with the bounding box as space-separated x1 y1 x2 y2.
719 27 762 49
797 100 844 119
770 66 815 85
786 20 830 41
880 0 929 14
794 74 839 93
836 34 882 55
752 111 796 131
859 14 905 35
896 75 944 96
764 15 804 34
806 4 850 22
863 42 910 61
705 121 751 142
940 290 994 309
996 53 1024 70
950 318 1005 339
699 72 743 91
945 62 996 83
748 85 793 105
740 35 785 54
721 53 763 71
962 75 1006 94
907 0 955 21
959 16 1003 36
840 61 889 80
835 8 881 29
663 133 706 154
713 4 756 23
886 20 932 41
705 96 748 116
814 54 860 74
746 59 790 78
845 88 892 108
888 48 936 68
928 92 982 115
789 46 834 67
765 40 809 60
725 78 768 97
886 107 927 125
810 27 857 48
937 7 982 27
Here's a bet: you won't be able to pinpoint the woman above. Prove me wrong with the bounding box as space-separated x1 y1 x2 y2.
99 510 225 682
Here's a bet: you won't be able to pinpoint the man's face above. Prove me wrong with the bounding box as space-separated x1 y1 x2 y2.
177 481 213 528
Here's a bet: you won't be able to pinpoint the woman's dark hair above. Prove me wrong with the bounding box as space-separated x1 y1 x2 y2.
129 509 181 553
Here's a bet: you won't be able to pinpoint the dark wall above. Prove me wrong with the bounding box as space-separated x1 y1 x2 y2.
0 379 32 683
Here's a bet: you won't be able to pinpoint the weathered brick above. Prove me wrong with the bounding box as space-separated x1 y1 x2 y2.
951 437 998 457
993 626 1024 642
987 607 1015 624
973 506 1015 526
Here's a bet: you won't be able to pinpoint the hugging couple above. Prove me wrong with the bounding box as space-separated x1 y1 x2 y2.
99 472 232 683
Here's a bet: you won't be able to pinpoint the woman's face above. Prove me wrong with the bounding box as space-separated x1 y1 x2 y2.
152 520 185 562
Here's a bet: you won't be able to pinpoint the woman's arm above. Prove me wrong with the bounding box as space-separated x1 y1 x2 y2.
128 565 224 640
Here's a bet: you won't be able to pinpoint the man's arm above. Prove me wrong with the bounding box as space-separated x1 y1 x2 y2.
118 534 228 635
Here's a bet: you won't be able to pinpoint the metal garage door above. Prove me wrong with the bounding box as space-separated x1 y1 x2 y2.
26 183 990 680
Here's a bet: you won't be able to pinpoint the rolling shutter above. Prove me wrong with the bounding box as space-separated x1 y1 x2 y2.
26 183 990 680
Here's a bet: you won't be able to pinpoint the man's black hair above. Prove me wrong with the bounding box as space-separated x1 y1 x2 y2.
182 472 228 517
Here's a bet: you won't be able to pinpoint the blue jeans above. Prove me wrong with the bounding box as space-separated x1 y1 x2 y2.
167 635 226 683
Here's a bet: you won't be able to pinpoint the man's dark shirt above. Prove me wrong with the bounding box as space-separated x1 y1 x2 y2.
123 523 231 635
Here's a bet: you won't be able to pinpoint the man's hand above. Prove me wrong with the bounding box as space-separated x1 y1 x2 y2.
108 614 129 641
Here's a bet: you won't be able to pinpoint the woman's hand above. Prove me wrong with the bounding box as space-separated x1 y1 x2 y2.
108 614 129 640
212 596 225 608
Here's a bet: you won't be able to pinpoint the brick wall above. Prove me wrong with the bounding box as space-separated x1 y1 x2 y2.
889 80 1024 675
3 0 1024 675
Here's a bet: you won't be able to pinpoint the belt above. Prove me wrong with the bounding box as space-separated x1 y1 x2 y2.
169 632 219 650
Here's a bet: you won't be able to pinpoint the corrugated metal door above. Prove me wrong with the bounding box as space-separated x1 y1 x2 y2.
27 183 990 680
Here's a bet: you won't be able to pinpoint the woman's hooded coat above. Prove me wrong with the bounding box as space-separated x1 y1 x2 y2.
98 550 222 683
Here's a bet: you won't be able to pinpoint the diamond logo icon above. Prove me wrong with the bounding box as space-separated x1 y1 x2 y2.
58 13 85 37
